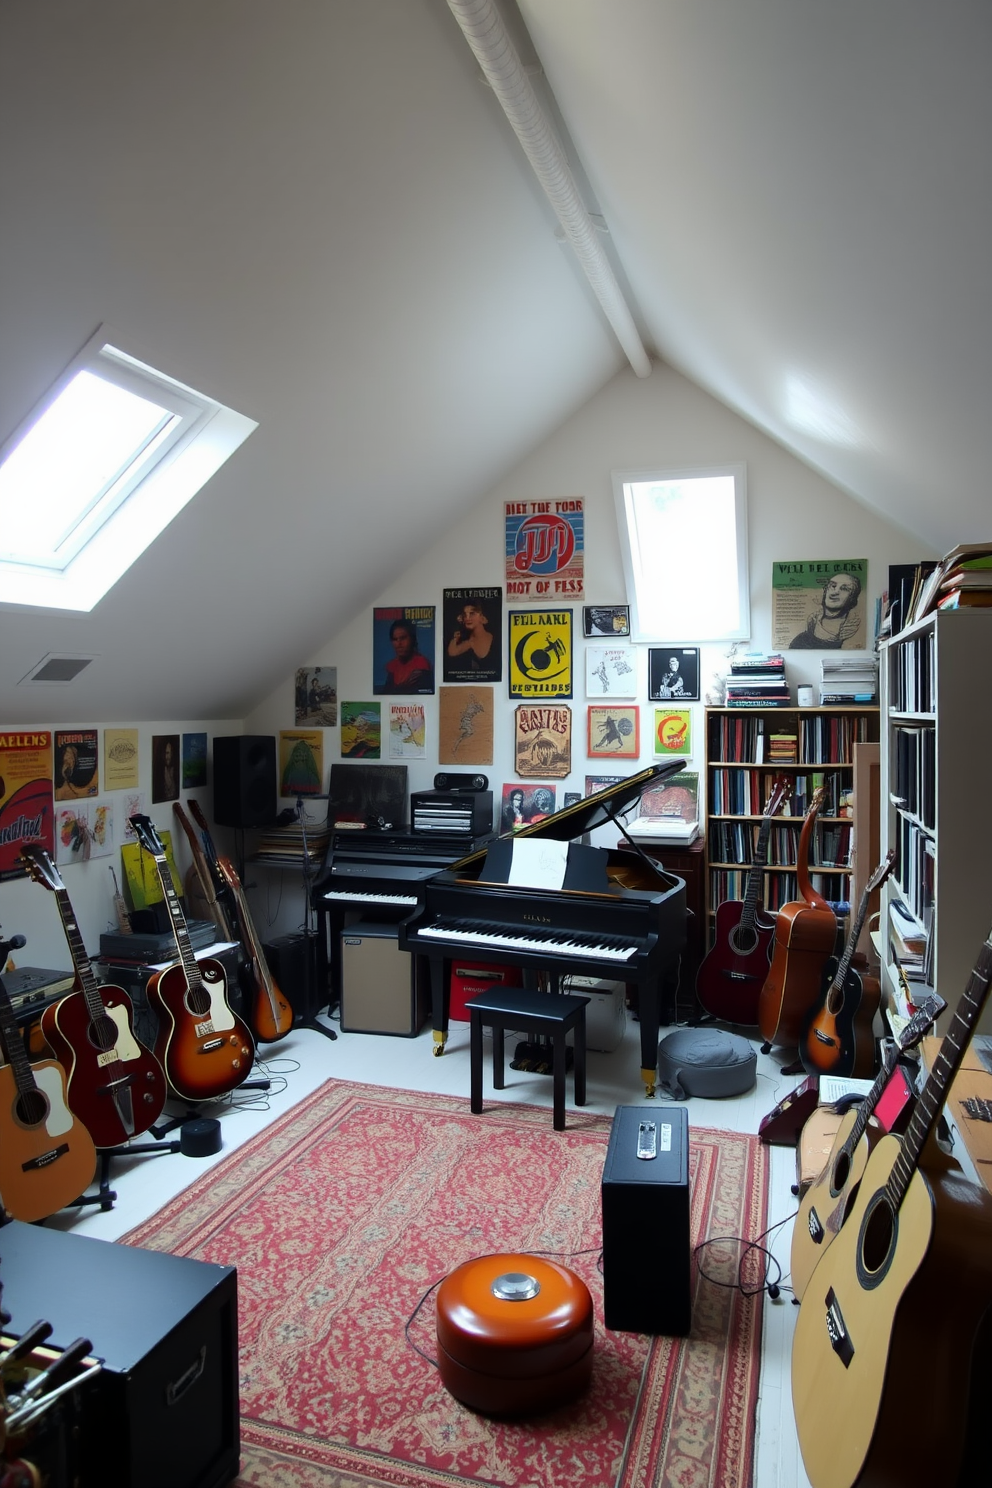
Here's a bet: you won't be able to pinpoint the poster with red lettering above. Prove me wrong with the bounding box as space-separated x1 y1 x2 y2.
505 499 584 601
0 732 55 880
514 705 571 778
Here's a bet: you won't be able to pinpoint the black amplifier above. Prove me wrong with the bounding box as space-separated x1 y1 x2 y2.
411 789 493 836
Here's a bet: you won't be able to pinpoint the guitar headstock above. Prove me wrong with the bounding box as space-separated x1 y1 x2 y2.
896 992 947 1051
19 842 65 893
765 773 793 818
214 856 239 892
129 814 165 857
807 784 829 818
867 848 898 894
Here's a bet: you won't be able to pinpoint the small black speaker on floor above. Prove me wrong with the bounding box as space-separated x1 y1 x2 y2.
262 931 315 1020
213 735 277 828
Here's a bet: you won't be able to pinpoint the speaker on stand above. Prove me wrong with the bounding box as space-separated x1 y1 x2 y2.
212 736 277 829
263 795 337 1042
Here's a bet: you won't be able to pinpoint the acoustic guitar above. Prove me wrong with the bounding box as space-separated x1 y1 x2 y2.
798 851 896 1079
0 943 97 1223
791 932 992 1488
758 786 838 1050
695 773 792 1024
790 992 945 1302
129 815 254 1103
20 844 168 1147
172 801 237 943
215 856 293 1043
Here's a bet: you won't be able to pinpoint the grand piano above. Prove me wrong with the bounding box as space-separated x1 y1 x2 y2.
398 761 687 1097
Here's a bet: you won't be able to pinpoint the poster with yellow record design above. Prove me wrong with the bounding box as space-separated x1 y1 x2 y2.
653 709 692 757
508 610 572 698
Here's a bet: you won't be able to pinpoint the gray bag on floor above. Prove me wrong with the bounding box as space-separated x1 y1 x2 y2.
657 1028 757 1100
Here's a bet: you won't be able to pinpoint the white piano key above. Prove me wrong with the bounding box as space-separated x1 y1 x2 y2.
321 891 418 906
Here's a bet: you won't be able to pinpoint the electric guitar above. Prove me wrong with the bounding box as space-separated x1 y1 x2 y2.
0 944 97 1223
129 815 254 1102
214 856 293 1042
790 991 945 1302
798 851 896 1079
20 844 168 1147
695 773 792 1024
172 801 237 943
792 933 992 1488
758 786 839 1050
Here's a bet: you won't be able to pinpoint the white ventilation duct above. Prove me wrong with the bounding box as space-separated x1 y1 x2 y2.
448 0 652 378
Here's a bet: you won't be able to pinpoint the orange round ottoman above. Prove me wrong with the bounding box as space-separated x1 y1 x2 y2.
435 1253 594 1416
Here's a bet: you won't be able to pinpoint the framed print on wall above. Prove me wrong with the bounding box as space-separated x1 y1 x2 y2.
587 705 639 758
583 604 630 637
585 645 637 698
648 646 700 701
654 708 692 757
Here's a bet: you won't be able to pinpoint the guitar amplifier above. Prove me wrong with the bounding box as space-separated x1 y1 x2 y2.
0 1220 239 1488
339 922 428 1036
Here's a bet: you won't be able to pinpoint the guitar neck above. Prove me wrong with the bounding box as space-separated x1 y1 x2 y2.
148 851 203 985
740 813 774 924
0 974 41 1097
796 795 831 910
825 882 872 1007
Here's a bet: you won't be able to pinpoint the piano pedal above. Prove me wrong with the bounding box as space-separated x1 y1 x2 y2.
509 1041 573 1076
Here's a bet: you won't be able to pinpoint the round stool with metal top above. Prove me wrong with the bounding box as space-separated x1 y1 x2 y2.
435 1252 594 1416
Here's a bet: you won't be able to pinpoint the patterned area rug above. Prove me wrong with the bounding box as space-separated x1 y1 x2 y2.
122 1081 768 1488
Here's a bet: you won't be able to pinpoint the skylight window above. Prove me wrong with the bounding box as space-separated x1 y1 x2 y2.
0 328 256 611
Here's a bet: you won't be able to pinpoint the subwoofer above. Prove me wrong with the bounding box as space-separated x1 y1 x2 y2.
213 735 277 828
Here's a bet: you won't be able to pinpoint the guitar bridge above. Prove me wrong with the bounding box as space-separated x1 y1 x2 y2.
824 1286 854 1368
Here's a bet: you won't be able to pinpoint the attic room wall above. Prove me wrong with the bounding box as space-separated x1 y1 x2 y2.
242 363 928 938
0 719 240 975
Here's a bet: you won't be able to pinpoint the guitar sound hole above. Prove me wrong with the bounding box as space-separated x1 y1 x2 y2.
730 927 759 957
15 1089 49 1127
861 1194 895 1275
832 1152 851 1192
88 1014 118 1051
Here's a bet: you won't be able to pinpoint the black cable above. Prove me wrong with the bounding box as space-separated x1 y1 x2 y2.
693 1209 798 1301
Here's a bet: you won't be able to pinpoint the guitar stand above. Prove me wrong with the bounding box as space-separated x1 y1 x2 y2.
68 1133 183 1213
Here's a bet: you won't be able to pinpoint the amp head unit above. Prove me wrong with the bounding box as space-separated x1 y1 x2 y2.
412 789 493 836
433 772 489 792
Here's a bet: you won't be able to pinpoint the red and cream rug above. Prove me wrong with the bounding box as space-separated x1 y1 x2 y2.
123 1081 768 1488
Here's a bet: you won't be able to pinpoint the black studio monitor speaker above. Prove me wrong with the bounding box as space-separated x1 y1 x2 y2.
213 735 277 828
433 772 489 792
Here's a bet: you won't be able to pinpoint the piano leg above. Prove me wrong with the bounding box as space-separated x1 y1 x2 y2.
428 953 450 1056
636 971 662 1099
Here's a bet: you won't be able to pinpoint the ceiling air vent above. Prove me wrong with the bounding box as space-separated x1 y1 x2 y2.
20 653 96 684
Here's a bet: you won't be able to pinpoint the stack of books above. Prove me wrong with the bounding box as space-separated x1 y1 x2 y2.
254 819 331 866
768 731 798 763
819 656 879 704
910 542 992 622
724 652 790 706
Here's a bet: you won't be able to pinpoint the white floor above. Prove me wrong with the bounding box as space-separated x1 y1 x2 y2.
44 1004 813 1488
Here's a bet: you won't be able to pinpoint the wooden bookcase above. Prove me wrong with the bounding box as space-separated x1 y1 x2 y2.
704 704 880 945
879 609 992 1035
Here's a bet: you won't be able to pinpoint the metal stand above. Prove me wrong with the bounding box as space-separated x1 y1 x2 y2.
294 796 338 1040
69 1135 182 1213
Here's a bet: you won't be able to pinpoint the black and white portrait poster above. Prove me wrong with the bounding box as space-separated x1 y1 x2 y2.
648 647 700 701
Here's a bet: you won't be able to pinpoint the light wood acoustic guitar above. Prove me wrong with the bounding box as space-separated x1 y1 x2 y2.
790 991 945 1302
695 772 792 1024
172 801 237 943
0 944 97 1223
791 933 992 1488
798 851 896 1079
184 799 293 1043
20 844 168 1148
129 815 255 1103
758 785 838 1050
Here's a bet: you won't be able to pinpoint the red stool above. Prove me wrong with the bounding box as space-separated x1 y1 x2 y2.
435 1253 594 1416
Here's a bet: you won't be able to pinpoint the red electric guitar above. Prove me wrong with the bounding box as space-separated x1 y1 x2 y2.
696 773 792 1024
20 844 168 1147
129 815 255 1103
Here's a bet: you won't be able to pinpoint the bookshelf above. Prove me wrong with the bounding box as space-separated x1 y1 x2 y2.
704 705 880 942
879 608 992 1036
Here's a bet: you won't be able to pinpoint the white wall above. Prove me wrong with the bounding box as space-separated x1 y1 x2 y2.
244 363 929 932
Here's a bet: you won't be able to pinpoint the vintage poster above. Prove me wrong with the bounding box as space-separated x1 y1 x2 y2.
508 609 573 698
648 647 700 701
505 499 584 601
438 686 494 766
54 729 99 800
583 605 630 637
654 708 692 757
388 704 426 759
372 607 436 695
103 728 139 790
585 645 637 698
514 704 571 778
0 731 54 880
588 705 640 758
340 704 381 760
499 783 557 832
56 800 113 865
295 666 338 726
120 791 146 842
151 734 180 803
121 830 182 909
182 732 207 789
637 770 700 824
772 559 869 651
442 588 502 683
279 729 324 794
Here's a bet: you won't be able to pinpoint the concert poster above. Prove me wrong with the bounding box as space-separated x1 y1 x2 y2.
372 607 436 695
508 610 572 698
54 729 98 800
654 709 693 758
514 704 571 779
340 704 381 760
388 705 426 759
438 687 493 766
505 499 584 602
442 588 502 683
0 731 54 880
182 732 207 789
500 783 557 833
585 645 637 698
279 730 324 794
587 705 640 759
103 728 139 790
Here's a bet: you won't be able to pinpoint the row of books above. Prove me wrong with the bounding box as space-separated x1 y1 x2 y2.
892 724 936 830
888 629 934 713
707 711 873 765
707 868 851 912
884 542 992 636
707 820 852 867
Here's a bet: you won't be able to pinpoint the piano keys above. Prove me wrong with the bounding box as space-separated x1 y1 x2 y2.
399 761 688 1096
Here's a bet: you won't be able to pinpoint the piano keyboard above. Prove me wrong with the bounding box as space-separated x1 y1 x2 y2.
415 920 639 963
322 890 418 907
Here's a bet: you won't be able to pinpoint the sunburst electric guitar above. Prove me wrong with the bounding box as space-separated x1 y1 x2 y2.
790 991 945 1302
695 773 792 1024
20 844 168 1147
792 933 992 1488
0 940 97 1223
129 815 254 1102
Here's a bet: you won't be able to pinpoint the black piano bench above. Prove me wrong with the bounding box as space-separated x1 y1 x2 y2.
466 987 590 1132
